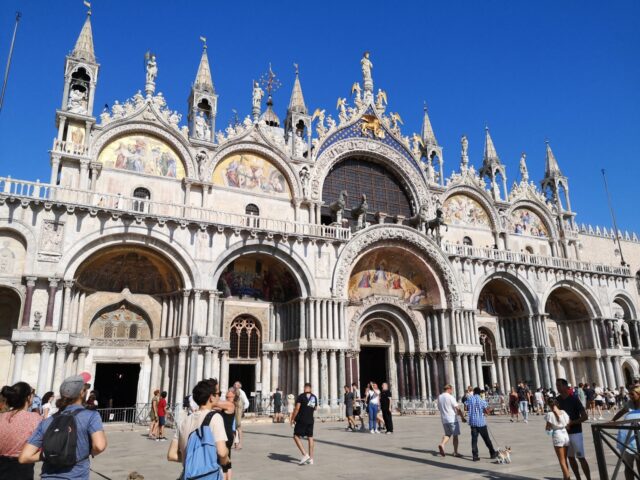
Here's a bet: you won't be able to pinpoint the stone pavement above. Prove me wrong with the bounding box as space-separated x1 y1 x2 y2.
47 414 611 479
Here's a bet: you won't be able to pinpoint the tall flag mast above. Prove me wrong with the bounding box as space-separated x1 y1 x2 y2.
0 11 22 114
601 169 627 266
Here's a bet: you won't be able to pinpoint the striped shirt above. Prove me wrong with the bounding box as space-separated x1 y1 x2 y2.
465 395 488 427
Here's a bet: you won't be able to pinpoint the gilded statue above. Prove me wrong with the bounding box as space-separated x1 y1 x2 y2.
360 114 385 139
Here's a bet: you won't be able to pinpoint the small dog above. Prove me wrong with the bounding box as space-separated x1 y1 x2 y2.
128 472 144 480
496 446 512 464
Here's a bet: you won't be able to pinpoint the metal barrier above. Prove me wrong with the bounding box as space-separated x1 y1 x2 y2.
96 403 179 430
592 419 640 480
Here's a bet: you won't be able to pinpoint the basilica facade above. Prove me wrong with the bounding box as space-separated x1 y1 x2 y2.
1 14 640 409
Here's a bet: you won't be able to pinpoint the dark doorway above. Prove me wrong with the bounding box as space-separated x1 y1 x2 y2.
482 366 493 389
359 347 388 394
228 363 255 396
94 363 140 408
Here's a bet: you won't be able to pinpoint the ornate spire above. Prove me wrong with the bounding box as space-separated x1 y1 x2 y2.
421 103 437 146
287 64 307 115
483 126 501 165
194 43 214 93
72 13 95 63
544 140 563 178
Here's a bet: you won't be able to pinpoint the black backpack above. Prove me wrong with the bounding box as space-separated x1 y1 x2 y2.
41 409 84 468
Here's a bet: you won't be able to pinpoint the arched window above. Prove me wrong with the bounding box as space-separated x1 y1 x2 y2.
479 331 493 362
463 236 473 246
525 246 534 255
133 187 151 213
320 157 413 226
245 204 260 228
636 271 640 295
103 321 114 338
128 323 138 339
229 316 261 359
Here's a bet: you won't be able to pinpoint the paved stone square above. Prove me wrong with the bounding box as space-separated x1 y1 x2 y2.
46 414 617 480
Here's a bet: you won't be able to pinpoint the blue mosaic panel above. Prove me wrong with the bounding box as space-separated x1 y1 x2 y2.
316 107 423 175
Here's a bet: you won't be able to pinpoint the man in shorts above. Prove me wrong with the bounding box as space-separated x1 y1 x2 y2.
437 384 466 457
157 391 168 441
271 387 283 423
290 382 317 465
556 378 591 480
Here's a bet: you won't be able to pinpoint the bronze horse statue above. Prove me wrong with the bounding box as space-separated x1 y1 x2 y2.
425 208 448 237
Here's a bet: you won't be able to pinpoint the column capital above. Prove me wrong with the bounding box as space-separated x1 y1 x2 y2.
204 346 214 354
14 341 27 350
25 276 38 287
41 341 53 352
64 279 74 289
190 345 200 353
182 289 192 298
418 353 426 360
56 342 68 350
79 347 89 355
193 289 202 297
208 290 221 299
178 345 188 353
47 277 60 288
221 349 229 358
161 348 170 355
272 351 279 359
149 347 160 354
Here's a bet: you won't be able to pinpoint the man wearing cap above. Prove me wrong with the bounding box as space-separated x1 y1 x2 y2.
19 372 107 479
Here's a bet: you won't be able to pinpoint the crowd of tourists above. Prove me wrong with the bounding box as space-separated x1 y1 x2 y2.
2 372 638 480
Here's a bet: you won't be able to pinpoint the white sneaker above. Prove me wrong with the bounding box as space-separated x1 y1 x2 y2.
299 454 310 465
308 459 314 465
524 420 528 424
370 429 374 434
598 416 603 420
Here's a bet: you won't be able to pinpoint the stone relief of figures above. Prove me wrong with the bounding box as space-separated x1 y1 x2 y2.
0 241 15 274
67 88 88 114
40 221 64 253
196 151 208 179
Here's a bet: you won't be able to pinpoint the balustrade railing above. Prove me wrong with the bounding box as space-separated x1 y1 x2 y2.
52 138 88 156
442 242 631 276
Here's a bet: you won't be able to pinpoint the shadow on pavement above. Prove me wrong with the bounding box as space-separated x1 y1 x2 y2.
246 429 542 480
267 452 299 464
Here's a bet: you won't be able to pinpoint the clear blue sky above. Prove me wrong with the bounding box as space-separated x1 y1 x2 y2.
0 1 638 232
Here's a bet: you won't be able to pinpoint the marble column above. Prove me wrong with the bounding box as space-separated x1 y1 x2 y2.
568 358 577 386
161 348 171 391
476 355 484 389
44 278 59 328
329 350 338 407
418 354 427 401
454 354 463 397
408 354 417 399
502 357 511 392
462 355 470 389
425 355 433 399
53 343 68 393
150 349 161 395
319 350 328 405
271 352 279 392
76 347 88 373
61 281 74 331
397 354 406 399
298 349 305 394
220 350 229 391
496 357 504 392
12 341 27 383
541 355 551 388
212 349 220 381
207 291 217 336
75 291 86 334
338 350 346 397
613 357 624 388
470 355 477 387
189 346 200 391
192 290 202 336
204 347 213 379
37 342 53 394
547 356 557 388
21 277 37 327
532 355 541 388
261 352 271 394
175 346 187 400
180 290 191 336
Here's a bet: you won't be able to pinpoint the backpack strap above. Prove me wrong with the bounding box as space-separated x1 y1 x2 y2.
201 411 216 427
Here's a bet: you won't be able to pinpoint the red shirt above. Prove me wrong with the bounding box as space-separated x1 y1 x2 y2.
0 410 41 457
158 398 166 416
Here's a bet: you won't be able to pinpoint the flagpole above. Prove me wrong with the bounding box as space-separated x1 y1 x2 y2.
601 168 627 267
0 11 21 114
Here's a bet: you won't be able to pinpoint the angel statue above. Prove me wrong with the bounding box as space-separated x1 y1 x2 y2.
336 97 348 124
312 108 326 137
519 153 529 182
389 112 403 132
326 114 337 131
411 133 423 157
375 89 387 110
351 82 362 102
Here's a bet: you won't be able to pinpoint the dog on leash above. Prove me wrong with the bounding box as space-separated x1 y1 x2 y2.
496 446 512 464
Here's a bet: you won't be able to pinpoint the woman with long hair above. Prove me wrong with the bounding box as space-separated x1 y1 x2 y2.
0 382 41 479
544 397 571 480
509 387 519 422
366 382 381 434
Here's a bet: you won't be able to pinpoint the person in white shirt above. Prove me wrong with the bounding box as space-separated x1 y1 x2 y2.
544 398 571 480
534 389 545 415
437 384 466 457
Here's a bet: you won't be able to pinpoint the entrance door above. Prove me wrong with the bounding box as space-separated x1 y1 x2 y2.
94 363 140 408
359 347 388 395
482 366 492 389
228 363 255 406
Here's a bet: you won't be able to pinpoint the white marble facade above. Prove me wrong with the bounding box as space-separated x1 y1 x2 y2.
1 14 640 408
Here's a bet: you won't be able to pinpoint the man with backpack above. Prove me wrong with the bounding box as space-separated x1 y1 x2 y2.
19 372 107 479
168 378 230 479
290 382 317 466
